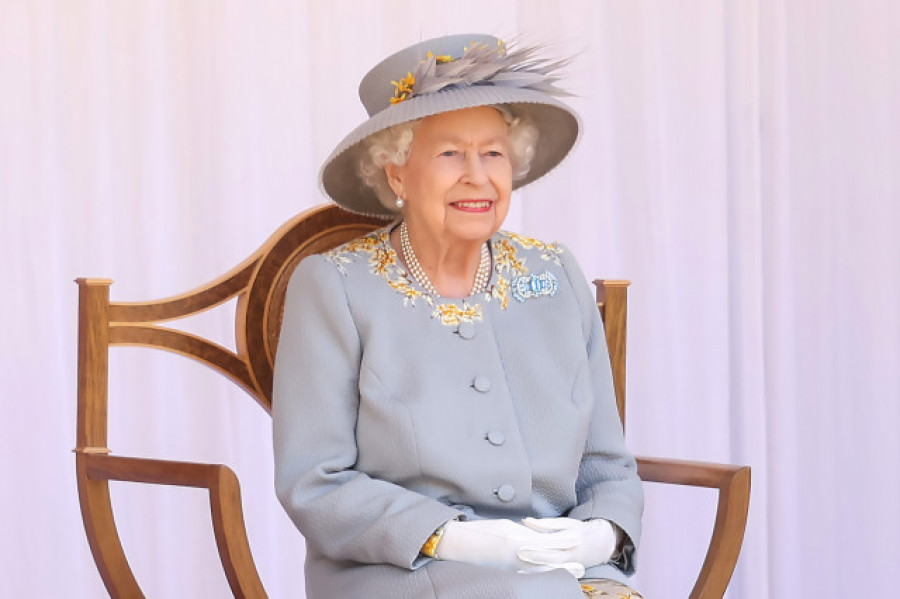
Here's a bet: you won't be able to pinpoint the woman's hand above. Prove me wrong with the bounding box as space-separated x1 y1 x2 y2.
517 517 619 575
435 519 582 575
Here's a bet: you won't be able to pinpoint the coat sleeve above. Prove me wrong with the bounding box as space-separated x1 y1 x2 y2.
557 247 644 575
272 255 462 569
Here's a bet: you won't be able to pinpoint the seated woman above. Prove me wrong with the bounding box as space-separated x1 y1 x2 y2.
273 34 644 599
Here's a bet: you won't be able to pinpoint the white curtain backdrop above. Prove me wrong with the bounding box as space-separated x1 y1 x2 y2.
2 1 898 597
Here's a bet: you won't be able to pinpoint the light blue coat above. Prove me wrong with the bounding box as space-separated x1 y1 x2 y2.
273 227 643 598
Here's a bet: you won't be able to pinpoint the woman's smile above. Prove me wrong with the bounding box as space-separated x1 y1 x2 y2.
450 199 494 212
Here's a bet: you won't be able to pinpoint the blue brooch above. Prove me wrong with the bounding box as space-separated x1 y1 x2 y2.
512 271 559 302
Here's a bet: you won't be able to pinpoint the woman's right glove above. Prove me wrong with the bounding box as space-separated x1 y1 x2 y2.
433 518 583 575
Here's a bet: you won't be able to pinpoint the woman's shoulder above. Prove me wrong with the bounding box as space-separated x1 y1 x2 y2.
495 230 564 252
296 225 419 304
493 230 573 271
311 225 395 276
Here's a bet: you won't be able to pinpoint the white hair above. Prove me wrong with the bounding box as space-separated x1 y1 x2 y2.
357 106 540 213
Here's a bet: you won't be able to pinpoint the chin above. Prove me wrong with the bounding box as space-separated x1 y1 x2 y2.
452 222 501 244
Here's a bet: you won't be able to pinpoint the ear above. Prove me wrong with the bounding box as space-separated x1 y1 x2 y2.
384 162 404 198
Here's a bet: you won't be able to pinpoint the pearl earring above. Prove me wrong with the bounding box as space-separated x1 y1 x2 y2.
395 197 404 209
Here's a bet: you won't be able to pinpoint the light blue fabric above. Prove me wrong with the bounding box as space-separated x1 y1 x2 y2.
273 227 643 598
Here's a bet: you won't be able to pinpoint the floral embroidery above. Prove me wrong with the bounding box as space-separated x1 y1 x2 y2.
433 303 482 326
502 231 563 265
369 246 396 276
493 238 528 276
323 228 563 326
489 274 511 310
323 248 353 275
343 234 384 253
324 233 386 275
387 276 425 306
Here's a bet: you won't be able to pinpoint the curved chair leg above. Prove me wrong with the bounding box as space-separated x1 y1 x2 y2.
637 456 751 599
79 453 267 599
76 452 145 598
208 465 268 598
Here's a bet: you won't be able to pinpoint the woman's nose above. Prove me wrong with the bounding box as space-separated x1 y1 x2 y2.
461 152 489 184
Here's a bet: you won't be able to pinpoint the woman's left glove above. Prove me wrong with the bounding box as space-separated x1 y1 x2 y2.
517 517 619 575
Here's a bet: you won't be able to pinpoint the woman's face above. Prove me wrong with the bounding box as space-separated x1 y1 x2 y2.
386 106 513 246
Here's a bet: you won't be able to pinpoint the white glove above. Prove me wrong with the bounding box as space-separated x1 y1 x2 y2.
518 517 619 576
434 518 580 574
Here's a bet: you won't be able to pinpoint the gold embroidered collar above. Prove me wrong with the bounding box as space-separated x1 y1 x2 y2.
324 228 562 327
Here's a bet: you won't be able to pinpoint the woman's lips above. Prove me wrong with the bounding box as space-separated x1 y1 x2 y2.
451 200 493 212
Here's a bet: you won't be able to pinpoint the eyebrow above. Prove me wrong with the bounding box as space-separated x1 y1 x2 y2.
432 134 508 145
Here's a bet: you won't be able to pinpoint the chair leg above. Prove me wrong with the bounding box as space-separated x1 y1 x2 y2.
76 453 145 598
637 457 751 599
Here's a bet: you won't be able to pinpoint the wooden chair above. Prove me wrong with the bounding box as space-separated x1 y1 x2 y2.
75 204 750 598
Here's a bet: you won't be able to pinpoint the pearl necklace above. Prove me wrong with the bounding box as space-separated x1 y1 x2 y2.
399 221 491 297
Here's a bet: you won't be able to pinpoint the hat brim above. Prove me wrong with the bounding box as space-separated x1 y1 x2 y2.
319 85 581 219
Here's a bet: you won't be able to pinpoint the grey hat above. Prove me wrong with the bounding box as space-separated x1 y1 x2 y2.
319 34 581 218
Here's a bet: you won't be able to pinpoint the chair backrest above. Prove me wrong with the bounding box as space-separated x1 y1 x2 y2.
77 204 746 599
594 279 630 426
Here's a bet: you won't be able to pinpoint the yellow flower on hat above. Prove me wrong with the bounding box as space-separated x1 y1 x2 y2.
426 50 454 64
390 72 416 105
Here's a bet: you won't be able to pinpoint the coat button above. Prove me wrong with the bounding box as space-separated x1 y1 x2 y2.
496 484 516 502
457 321 476 339
486 430 505 446
472 375 492 393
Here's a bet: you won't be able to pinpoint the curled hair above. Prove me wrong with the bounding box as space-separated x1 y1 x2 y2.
357 106 540 213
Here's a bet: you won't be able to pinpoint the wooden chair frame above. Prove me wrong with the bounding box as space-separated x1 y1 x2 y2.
75 204 750 598
596 283 751 597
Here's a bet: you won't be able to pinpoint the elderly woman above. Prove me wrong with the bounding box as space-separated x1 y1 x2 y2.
273 34 644 599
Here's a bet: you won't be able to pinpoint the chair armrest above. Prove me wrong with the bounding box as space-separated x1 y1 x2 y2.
636 456 751 599
77 453 267 598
